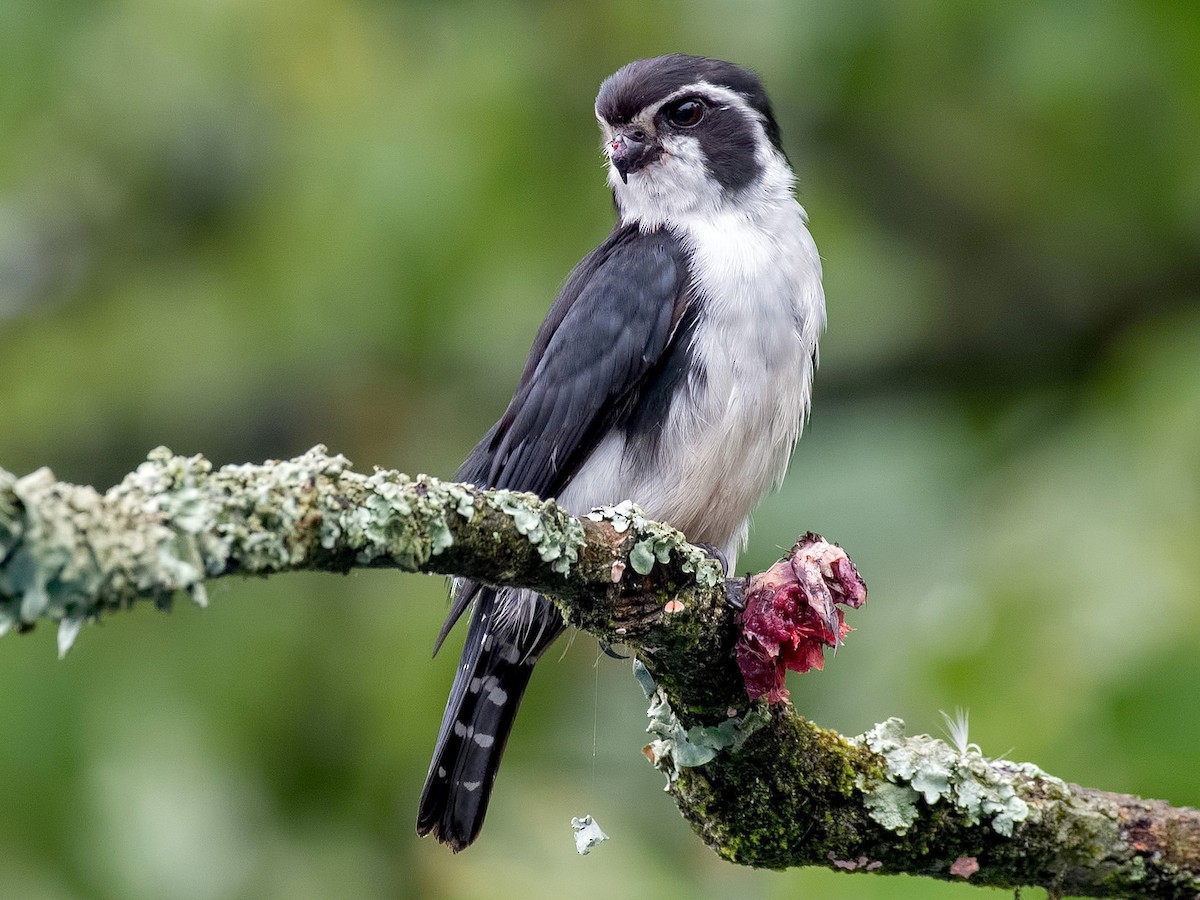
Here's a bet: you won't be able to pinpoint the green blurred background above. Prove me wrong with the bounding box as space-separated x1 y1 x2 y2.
2 1 1198 897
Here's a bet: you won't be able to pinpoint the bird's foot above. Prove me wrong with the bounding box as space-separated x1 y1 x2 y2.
693 541 729 574
724 575 750 610
692 542 748 610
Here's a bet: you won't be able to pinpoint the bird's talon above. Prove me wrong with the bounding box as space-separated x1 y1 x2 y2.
694 542 729 575
724 576 747 610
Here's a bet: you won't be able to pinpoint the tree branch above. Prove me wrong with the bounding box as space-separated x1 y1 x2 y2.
1 446 1196 897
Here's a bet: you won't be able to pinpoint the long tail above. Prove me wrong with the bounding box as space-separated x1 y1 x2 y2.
417 586 564 851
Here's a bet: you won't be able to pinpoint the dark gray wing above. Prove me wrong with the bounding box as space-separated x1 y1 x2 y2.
419 225 696 850
457 222 691 498
434 225 692 652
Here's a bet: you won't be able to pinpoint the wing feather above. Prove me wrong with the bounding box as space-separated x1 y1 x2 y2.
433 224 691 652
457 224 690 498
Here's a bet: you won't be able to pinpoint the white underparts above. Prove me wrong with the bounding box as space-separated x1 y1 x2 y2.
565 92 824 565
502 82 826 641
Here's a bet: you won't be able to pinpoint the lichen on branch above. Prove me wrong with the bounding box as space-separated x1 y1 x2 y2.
1 446 1197 897
0 446 717 657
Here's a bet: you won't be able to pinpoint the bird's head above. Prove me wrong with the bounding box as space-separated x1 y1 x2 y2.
595 54 792 226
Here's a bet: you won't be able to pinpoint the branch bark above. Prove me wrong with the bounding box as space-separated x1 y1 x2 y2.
1 446 1197 897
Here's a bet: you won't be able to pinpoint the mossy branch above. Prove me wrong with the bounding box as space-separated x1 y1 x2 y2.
1 446 1197 897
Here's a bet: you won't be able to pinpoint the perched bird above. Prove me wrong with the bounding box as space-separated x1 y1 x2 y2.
417 53 826 851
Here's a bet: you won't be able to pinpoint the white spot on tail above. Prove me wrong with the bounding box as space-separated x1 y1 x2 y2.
498 643 521 664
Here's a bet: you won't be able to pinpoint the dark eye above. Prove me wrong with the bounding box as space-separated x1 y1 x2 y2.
665 99 705 128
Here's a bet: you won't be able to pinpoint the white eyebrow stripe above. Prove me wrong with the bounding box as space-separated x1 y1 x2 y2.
595 82 753 130
658 82 753 116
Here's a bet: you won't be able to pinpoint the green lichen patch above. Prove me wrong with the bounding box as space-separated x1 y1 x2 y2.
0 447 227 653
586 501 721 587
203 446 352 571
489 490 584 575
862 779 922 834
0 445 600 654
635 660 768 786
853 717 1060 837
444 483 479 520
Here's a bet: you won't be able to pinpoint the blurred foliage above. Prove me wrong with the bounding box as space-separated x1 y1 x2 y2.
1 1 1198 898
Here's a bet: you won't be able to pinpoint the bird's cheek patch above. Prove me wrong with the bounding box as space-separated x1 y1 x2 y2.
735 533 867 703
